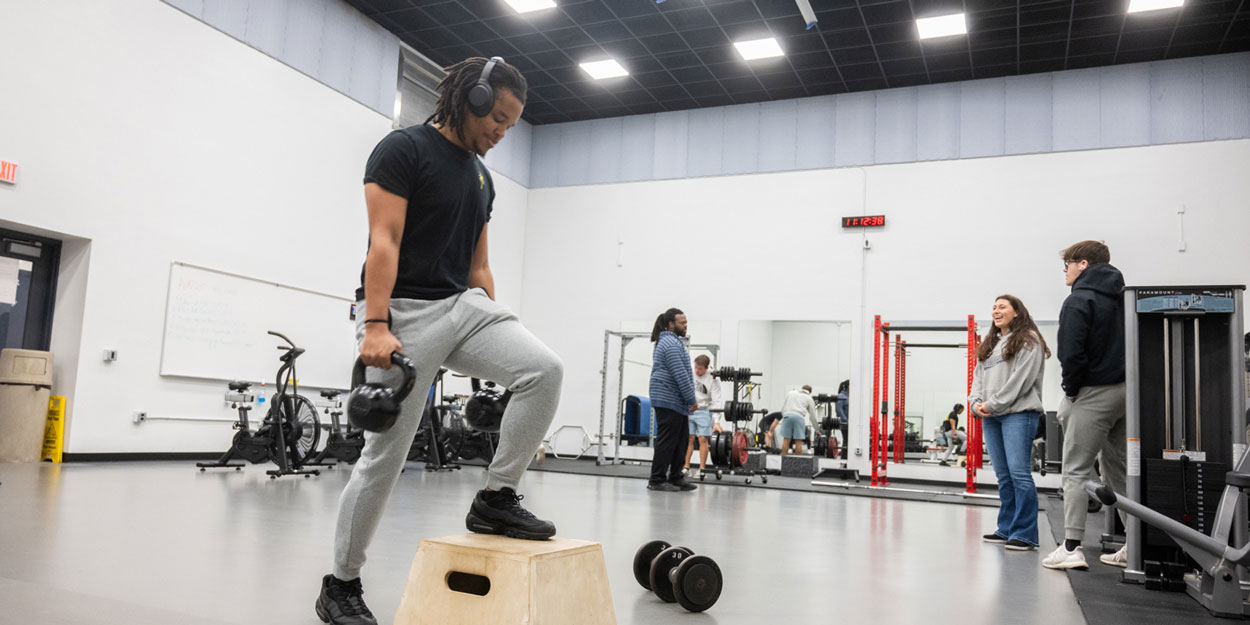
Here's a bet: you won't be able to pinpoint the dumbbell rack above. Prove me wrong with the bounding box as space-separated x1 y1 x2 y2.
705 367 769 485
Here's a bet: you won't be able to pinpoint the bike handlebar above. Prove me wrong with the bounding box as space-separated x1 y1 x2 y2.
268 330 295 348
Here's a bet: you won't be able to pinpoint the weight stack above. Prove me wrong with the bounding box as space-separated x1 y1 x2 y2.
744 450 765 471
780 454 819 478
1143 458 1225 551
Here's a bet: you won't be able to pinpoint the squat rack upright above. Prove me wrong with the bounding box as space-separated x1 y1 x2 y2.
870 316 983 492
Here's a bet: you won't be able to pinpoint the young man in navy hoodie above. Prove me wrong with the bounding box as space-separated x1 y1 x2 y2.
1042 240 1129 570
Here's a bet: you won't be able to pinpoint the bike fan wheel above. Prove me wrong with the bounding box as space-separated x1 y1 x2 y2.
268 395 321 466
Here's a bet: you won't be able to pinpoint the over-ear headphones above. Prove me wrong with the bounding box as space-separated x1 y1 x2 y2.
464 377 510 433
347 352 417 433
467 56 504 118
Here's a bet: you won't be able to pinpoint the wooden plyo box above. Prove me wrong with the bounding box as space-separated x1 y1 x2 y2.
394 534 617 625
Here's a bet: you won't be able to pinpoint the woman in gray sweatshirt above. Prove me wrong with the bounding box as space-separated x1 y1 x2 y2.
969 294 1050 551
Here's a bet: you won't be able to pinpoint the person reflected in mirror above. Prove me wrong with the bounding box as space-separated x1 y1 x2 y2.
779 385 818 456
970 294 1050 552
938 404 968 466
834 380 849 457
647 308 698 492
760 411 783 451
684 354 722 478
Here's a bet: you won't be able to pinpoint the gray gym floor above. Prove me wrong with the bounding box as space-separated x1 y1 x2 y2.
0 461 1084 625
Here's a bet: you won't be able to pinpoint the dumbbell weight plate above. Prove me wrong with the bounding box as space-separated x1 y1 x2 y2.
649 546 694 603
671 554 722 612
633 540 671 590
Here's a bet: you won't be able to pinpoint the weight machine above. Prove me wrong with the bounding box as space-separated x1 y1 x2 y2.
596 330 719 465
870 316 982 491
1085 285 1247 617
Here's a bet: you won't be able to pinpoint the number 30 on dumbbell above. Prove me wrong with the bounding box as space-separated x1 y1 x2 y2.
632 540 723 612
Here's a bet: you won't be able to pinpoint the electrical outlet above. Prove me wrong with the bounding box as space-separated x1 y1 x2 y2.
133 411 147 424
855 447 862 456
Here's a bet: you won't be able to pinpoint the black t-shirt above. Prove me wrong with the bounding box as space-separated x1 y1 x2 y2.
355 124 494 301
943 412 959 432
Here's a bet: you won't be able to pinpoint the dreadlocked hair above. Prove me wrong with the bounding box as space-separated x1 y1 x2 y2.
427 57 528 148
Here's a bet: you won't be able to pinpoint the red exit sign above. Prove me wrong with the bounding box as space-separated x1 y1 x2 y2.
0 161 16 184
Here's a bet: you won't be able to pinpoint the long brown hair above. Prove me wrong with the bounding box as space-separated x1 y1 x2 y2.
976 294 1051 362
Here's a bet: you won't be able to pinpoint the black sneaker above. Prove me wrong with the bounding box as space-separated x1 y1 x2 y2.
466 488 556 540
982 533 1007 544
648 482 680 492
669 478 697 491
315 574 377 625
1005 539 1037 551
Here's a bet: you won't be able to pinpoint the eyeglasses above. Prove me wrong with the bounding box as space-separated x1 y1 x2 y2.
1063 260 1079 270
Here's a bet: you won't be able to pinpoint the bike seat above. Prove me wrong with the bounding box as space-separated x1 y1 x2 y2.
320 389 341 399
1226 471 1250 490
228 381 252 391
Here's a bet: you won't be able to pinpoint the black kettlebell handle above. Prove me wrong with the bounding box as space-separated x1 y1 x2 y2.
352 352 417 401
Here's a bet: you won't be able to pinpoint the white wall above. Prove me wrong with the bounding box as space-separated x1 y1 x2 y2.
521 139 1250 469
0 0 529 452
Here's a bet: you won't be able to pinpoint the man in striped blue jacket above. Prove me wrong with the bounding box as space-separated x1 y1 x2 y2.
647 308 698 492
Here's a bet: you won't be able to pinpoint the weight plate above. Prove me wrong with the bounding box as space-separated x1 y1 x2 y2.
649 546 693 603
633 540 670 590
716 432 728 466
672 555 722 613
732 431 748 467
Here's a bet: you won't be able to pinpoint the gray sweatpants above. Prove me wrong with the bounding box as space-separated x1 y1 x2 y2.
332 289 563 580
1058 382 1127 542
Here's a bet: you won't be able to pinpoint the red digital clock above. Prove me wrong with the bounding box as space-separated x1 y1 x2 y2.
841 215 886 228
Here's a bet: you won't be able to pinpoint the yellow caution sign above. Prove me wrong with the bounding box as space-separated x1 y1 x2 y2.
41 396 65 463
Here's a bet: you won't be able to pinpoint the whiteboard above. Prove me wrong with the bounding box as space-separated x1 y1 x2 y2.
160 262 356 389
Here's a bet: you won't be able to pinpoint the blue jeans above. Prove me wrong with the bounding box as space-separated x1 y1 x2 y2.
981 411 1040 546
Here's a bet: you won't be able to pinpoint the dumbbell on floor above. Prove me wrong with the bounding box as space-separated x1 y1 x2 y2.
632 539 723 612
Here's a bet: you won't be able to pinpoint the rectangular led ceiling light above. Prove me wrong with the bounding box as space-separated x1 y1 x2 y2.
1127 0 1184 13
504 0 557 13
916 13 967 39
580 59 629 80
733 37 784 60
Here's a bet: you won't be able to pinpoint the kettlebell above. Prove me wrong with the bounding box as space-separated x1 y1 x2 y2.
463 378 510 433
347 352 417 433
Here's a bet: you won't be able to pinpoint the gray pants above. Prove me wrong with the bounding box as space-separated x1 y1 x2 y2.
1058 382 1127 542
333 289 563 580
940 430 967 461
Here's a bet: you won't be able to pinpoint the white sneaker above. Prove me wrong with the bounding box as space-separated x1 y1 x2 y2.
1099 546 1128 568
1042 544 1089 570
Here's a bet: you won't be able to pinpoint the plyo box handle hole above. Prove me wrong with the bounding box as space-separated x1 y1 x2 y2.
446 571 491 596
